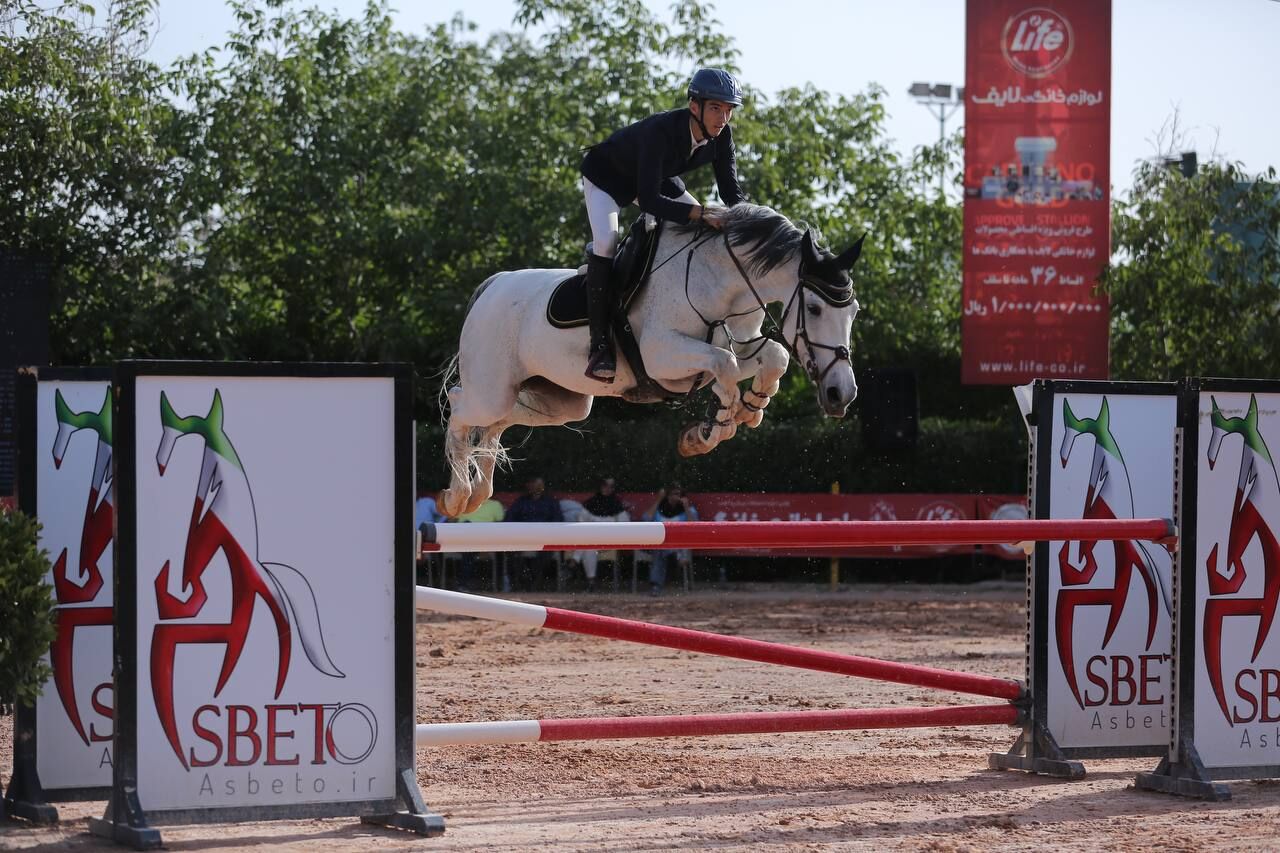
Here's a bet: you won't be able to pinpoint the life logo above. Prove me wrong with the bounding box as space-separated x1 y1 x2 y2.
1202 396 1280 726
1001 7 1074 78
150 390 349 769
48 389 116 745
1054 398 1172 708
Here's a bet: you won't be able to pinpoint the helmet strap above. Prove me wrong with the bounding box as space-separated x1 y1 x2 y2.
691 98 714 142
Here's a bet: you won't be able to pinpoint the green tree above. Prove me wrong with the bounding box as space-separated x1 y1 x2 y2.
0 508 56 711
1104 160 1280 380
0 0 194 362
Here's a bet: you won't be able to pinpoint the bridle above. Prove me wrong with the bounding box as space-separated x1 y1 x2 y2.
672 229 858 404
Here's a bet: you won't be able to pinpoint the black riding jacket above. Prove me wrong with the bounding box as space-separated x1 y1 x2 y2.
581 108 746 224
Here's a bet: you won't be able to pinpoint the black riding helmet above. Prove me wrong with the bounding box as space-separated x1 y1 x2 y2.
687 68 743 106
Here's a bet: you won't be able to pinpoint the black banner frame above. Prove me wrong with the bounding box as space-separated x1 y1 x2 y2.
88 361 441 849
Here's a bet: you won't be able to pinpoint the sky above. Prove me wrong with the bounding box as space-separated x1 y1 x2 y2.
138 0 1279 198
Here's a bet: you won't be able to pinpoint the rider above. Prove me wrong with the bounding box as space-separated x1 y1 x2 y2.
579 67 747 382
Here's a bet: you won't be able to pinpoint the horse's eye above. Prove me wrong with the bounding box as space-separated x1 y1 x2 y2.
806 303 821 317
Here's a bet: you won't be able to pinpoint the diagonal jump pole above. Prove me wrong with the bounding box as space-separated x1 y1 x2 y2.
417 586 1025 700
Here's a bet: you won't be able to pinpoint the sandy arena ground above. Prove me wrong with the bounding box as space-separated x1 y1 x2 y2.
4 583 1280 851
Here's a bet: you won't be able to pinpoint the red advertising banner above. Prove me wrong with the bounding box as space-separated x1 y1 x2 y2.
962 1 1111 384
471 492 1027 560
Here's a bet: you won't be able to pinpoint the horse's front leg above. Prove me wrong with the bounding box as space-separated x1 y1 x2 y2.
643 335 743 457
733 339 789 429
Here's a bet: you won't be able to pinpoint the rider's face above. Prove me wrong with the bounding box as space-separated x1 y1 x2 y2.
692 99 734 137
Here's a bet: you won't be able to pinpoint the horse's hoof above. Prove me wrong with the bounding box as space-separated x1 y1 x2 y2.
677 424 712 458
439 488 469 519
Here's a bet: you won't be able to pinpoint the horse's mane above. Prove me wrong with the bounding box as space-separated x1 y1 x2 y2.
670 203 805 277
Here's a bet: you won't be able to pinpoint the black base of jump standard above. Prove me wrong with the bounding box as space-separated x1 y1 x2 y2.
988 720 1086 779
361 769 446 837
3 750 60 825
1133 745 1232 801
87 772 444 850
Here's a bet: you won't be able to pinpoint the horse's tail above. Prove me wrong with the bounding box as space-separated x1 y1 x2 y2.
436 353 460 428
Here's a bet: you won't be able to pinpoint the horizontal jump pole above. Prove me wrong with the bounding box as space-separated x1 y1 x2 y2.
415 703 1020 747
415 586 1025 701
419 518 1177 554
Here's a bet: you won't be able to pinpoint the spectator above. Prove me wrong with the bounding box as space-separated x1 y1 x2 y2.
505 476 564 590
415 494 445 531
644 484 698 596
415 494 446 584
455 497 504 591
572 477 630 591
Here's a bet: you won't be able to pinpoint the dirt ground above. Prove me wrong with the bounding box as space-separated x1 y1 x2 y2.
4 582 1280 851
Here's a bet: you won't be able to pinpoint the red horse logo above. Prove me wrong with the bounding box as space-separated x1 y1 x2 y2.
1202 395 1280 724
1055 398 1172 707
150 390 344 768
48 388 115 745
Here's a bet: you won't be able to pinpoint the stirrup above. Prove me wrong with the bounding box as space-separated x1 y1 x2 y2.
585 345 616 383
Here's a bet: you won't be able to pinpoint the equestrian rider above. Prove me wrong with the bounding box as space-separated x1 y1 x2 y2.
579 67 747 382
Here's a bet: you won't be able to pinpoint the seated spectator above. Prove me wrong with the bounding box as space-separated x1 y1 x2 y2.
571 477 630 591
455 497 504 592
415 493 446 583
644 484 698 596
504 476 563 590
415 494 444 532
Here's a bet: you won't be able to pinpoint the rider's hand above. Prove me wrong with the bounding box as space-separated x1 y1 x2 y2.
701 206 726 230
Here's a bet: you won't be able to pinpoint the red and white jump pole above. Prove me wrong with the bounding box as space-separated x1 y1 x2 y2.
419 517 1177 554
415 703 1020 747
415 586 1025 701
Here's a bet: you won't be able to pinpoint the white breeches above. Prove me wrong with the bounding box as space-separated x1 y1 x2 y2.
583 177 696 259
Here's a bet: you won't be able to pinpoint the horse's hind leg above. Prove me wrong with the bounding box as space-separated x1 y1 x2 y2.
439 418 476 519
462 424 507 516
439 383 517 518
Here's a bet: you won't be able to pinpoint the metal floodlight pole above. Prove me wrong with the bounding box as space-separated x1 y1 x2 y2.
909 82 964 197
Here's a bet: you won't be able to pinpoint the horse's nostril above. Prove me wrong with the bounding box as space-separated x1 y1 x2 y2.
826 386 842 405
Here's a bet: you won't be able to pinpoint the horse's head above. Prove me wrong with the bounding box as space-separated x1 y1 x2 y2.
157 389 239 476
789 229 864 417
52 388 112 470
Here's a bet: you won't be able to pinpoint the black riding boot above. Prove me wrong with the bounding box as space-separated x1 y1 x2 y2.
584 253 616 382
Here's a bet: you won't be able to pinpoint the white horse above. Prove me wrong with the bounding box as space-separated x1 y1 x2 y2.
440 203 864 518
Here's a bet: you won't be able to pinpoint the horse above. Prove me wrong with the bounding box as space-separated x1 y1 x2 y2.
1202 394 1280 722
439 203 864 519
1054 397 1173 708
48 388 116 745
151 389 344 768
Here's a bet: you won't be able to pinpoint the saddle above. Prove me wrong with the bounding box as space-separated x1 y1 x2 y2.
546 216 682 401
546 215 660 329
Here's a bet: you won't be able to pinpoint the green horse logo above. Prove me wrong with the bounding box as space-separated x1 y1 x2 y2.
151 389 344 769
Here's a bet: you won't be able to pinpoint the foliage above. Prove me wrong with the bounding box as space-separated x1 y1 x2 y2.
0 507 56 711
1103 160 1280 380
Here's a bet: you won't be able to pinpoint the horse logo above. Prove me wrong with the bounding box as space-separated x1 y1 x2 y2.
1055 397 1172 707
48 388 115 745
1203 395 1280 724
150 389 344 768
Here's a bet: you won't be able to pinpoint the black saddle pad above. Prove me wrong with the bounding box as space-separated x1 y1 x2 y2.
547 272 589 328
546 218 662 329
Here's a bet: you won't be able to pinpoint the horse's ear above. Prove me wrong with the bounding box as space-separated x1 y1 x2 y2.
835 233 866 270
801 228 820 264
